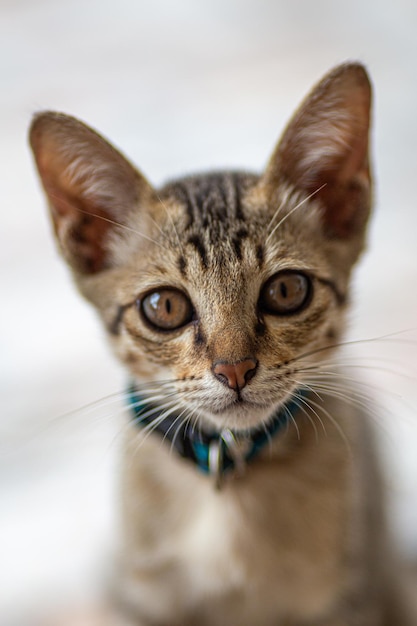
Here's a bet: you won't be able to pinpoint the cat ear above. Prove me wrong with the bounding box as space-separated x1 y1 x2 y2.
30 112 153 274
264 63 372 238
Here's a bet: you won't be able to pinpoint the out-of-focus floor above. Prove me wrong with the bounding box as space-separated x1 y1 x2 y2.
1 1 417 623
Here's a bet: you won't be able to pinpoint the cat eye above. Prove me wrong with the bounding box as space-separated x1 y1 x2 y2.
140 289 194 331
259 271 312 315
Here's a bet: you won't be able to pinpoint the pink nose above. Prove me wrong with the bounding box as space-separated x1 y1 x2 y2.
212 358 258 391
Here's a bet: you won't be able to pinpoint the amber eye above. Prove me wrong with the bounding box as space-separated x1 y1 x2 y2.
260 271 312 315
140 289 194 330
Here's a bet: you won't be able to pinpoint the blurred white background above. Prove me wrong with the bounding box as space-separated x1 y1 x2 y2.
1 0 417 623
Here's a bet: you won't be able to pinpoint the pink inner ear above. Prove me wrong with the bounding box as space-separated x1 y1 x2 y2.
264 63 372 239
43 178 112 274
30 111 152 275
315 172 370 239
296 125 371 238
35 147 114 274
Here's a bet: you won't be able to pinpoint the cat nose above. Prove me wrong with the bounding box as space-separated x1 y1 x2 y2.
212 358 258 391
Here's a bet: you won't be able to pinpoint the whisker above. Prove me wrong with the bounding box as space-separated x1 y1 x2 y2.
305 368 393 417
104 396 181 455
129 395 183 424
306 361 415 381
283 329 417 368
265 195 288 233
129 404 183 459
165 408 191 453
301 395 352 457
47 189 165 250
286 383 327 440
304 381 373 415
188 408 205 438
146 214 171 241
296 367 407 404
43 389 126 427
281 403 301 440
304 376 415 427
40 378 182 429
291 396 321 442
266 184 327 243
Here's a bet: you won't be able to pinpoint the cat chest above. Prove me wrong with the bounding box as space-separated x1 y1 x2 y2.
121 441 350 624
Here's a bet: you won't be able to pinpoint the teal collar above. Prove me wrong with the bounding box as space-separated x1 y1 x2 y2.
127 385 308 488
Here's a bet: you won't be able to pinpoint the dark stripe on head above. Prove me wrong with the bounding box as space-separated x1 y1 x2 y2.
231 226 249 260
174 183 196 229
232 236 243 260
232 174 245 221
177 254 187 276
187 233 208 268
216 176 229 212
256 244 265 268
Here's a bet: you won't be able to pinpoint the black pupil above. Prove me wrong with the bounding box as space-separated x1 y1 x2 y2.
260 271 310 315
141 289 193 331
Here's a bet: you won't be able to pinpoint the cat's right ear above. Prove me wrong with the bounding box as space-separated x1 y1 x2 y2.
29 112 153 274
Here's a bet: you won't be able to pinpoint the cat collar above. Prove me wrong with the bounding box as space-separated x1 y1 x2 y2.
127 384 308 489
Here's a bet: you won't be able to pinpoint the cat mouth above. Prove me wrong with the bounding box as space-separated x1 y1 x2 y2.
209 397 265 414
203 397 280 431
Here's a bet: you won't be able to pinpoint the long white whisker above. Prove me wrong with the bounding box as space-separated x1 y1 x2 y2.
281 403 300 440
266 184 326 243
47 190 166 250
296 367 407 403
285 330 417 367
129 404 183 460
287 383 327 440
164 408 191 452
266 195 288 233
304 382 373 415
302 395 352 457
301 361 415 381
290 395 322 442
129 392 195 425
189 407 205 438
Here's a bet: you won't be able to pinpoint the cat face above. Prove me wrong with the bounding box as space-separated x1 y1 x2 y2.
97 173 346 431
30 63 372 432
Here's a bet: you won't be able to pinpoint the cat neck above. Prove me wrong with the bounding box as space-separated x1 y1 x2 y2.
127 385 309 489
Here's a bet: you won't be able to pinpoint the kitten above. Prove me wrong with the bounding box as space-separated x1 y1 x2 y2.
30 63 415 625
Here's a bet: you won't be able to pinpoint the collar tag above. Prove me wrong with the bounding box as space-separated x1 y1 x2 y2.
220 429 250 478
208 439 223 490
209 430 252 489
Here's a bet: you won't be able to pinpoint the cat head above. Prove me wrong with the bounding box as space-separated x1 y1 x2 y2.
30 63 372 432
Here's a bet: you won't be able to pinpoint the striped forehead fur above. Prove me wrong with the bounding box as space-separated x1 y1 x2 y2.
154 174 324 272
158 171 260 270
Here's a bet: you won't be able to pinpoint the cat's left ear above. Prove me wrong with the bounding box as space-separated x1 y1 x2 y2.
30 112 153 274
263 63 372 238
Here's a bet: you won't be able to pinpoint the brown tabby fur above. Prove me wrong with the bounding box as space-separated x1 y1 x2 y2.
30 64 415 625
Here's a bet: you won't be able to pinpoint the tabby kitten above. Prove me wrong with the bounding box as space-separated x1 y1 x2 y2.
30 63 414 625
